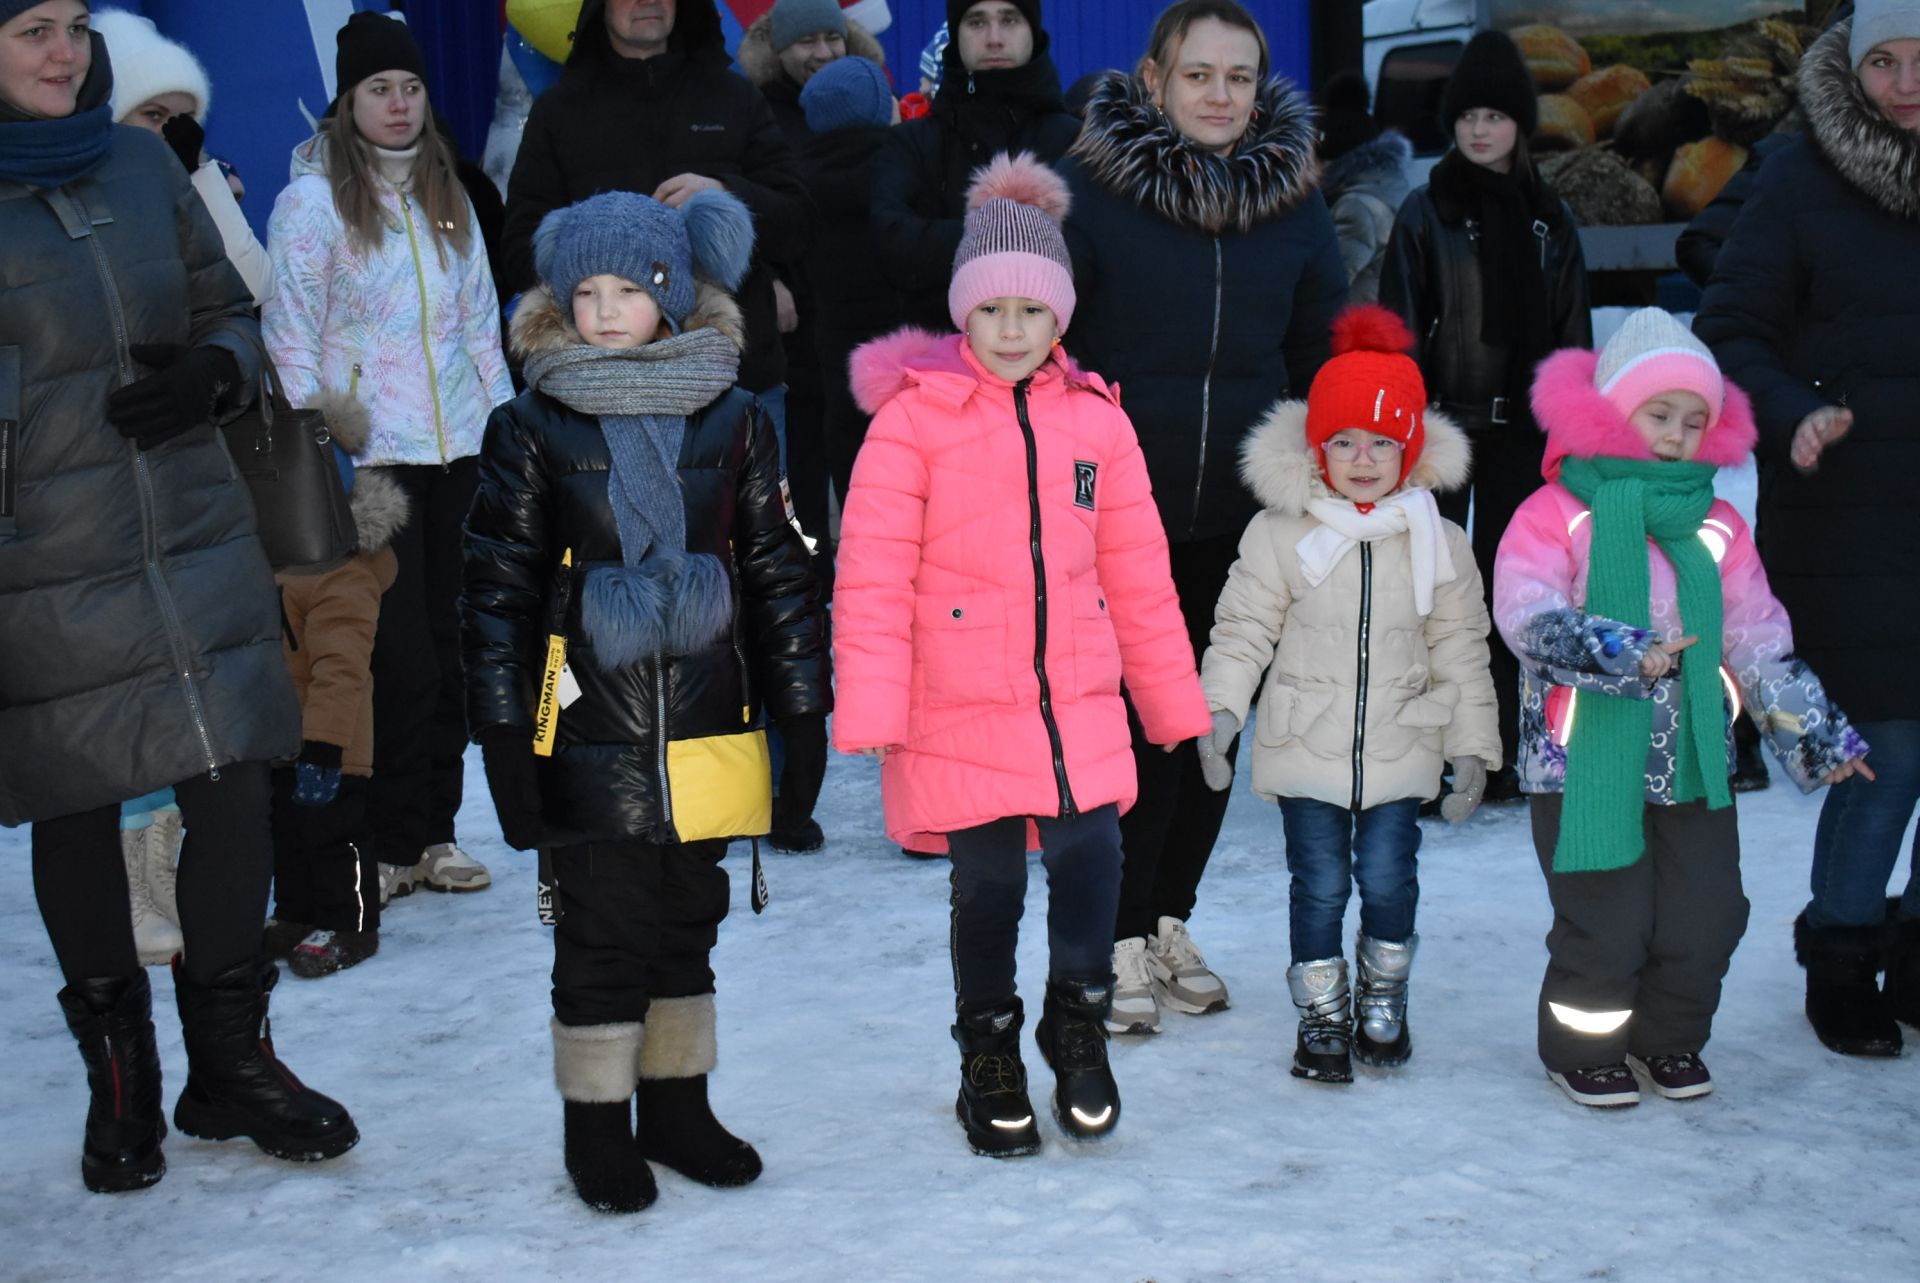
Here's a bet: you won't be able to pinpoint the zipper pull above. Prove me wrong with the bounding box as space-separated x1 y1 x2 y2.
967 72 976 95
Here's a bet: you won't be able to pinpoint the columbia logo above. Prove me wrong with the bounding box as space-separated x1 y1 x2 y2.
689 123 726 132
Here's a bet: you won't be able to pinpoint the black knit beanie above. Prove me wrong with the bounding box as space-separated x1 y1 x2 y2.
947 0 1043 34
1317 70 1380 162
1440 30 1537 136
336 11 428 97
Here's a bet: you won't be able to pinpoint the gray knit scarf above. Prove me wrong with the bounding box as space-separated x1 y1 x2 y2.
525 329 742 667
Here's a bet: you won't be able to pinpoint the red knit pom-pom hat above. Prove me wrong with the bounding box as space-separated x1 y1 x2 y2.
1305 305 1428 487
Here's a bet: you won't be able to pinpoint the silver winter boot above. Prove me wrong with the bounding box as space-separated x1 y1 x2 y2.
122 816 184 967
1287 958 1353 1083
1353 933 1417 1067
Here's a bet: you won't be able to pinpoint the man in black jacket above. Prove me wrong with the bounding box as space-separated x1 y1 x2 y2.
503 0 813 406
871 0 1081 332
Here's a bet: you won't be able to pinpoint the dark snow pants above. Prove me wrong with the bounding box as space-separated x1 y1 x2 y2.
33 762 275 986
368 458 476 867
1530 793 1749 1072
271 770 381 935
1115 531 1240 942
947 805 1124 1008
547 838 730 1027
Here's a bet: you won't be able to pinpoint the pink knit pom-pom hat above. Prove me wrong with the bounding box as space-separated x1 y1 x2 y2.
947 151 1076 333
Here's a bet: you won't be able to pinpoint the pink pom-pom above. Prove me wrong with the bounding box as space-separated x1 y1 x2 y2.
964 151 1072 221
1330 304 1414 358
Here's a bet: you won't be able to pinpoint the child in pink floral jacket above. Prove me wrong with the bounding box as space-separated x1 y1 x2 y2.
833 154 1210 1158
1493 309 1870 1109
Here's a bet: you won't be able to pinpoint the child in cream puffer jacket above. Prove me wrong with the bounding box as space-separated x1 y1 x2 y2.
1198 305 1500 1084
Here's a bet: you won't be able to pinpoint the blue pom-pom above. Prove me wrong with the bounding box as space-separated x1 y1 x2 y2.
679 189 756 291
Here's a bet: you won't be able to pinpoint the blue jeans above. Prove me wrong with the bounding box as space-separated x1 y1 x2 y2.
1277 797 1421 963
1808 718 1920 927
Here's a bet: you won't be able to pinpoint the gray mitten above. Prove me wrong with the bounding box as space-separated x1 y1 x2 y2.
1440 757 1488 825
1196 710 1239 793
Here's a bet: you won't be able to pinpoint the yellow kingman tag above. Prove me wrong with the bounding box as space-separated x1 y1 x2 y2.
533 550 573 757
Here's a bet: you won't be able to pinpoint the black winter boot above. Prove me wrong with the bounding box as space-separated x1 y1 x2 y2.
1882 901 1920 1030
1035 977 1121 1139
172 958 360 1160
1730 712 1771 792
635 1075 763 1186
1794 913 1901 1057
565 1101 657 1213
57 973 166 1193
952 999 1041 1157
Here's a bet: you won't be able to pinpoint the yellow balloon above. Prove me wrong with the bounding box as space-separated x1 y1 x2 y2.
506 0 587 65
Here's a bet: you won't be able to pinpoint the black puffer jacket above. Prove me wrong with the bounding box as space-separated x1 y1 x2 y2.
501 0 812 394
870 4 1081 333
1061 72 1349 544
1694 21 1920 722
461 286 830 847
1377 164 1590 433
0 123 291 826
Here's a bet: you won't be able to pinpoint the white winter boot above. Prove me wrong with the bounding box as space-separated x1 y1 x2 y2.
122 818 183 967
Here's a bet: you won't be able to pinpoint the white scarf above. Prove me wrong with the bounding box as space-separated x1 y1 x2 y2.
1296 487 1457 616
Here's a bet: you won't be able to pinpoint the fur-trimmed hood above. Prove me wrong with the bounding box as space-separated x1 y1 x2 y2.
1068 70 1322 235
301 390 410 553
849 326 1114 417
1801 20 1920 222
1321 130 1411 202
1529 348 1757 482
1236 400 1471 517
735 14 885 94
509 280 748 362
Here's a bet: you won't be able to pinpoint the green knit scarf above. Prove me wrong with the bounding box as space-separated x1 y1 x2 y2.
1554 457 1730 873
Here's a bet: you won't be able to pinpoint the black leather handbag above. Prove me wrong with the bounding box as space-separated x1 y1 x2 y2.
220 361 358 575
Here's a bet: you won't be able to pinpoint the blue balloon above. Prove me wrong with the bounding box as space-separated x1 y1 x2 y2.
506 29 562 98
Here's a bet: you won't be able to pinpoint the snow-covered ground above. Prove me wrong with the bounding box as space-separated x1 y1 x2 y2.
3 740 1917 1283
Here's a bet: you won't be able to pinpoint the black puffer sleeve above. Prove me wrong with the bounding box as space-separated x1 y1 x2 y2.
461 398 555 739
735 397 831 722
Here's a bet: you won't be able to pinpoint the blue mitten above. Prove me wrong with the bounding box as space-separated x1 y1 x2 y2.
292 740 343 807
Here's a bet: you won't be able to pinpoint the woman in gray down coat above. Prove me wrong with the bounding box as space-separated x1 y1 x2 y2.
0 0 355 1194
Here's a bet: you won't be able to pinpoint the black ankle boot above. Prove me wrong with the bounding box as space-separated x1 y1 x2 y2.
564 1100 656 1213
635 1075 763 1186
1795 913 1901 1057
172 958 359 1160
1035 977 1120 1139
952 999 1041 1157
1883 903 1920 1030
57 973 166 1193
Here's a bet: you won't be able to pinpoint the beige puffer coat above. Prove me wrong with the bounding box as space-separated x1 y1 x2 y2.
1201 403 1500 810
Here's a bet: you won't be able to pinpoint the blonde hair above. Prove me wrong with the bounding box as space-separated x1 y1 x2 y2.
1141 0 1271 83
322 94 472 267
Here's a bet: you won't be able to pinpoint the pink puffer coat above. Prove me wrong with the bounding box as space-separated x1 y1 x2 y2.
833 330 1212 850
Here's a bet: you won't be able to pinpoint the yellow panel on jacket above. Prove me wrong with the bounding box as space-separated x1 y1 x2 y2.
666 730 773 843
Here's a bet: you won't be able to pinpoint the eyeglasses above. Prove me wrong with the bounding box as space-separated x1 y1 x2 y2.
1322 436 1406 462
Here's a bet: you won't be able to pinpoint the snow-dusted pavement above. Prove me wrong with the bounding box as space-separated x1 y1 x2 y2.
2 740 1917 1283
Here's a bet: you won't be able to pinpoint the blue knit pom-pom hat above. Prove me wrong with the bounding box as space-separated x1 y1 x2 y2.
532 188 756 333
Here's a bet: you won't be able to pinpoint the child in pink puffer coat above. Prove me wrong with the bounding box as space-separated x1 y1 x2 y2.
833 153 1211 1158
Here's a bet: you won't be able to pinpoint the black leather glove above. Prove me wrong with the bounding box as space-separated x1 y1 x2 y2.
479 726 544 851
160 113 204 174
105 343 239 451
773 713 827 825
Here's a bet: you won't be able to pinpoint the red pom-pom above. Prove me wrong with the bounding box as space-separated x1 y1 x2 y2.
1330 304 1414 358
965 151 1072 221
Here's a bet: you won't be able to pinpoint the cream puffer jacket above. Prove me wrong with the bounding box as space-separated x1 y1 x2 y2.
1201 403 1500 810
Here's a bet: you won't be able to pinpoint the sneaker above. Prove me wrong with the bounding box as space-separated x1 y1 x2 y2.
1148 916 1230 1015
377 861 417 907
415 842 491 892
287 928 379 979
1548 1063 1641 1108
1626 1052 1713 1100
1105 937 1160 1035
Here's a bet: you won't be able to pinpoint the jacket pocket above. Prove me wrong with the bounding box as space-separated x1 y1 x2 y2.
666 729 772 842
913 590 1015 708
0 345 18 534
1069 580 1121 699
1255 681 1337 750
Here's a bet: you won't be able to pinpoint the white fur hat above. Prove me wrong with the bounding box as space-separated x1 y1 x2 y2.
91 9 213 126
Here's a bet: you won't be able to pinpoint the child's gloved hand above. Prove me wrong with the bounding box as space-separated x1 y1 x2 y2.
1440 757 1487 825
292 740 343 807
770 713 828 853
478 727 544 851
1195 710 1238 793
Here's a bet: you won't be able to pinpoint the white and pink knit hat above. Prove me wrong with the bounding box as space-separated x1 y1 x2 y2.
947 152 1077 333
1593 307 1727 427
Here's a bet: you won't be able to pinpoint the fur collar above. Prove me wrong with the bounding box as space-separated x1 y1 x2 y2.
1069 71 1321 235
510 281 747 362
1237 401 1471 517
735 15 886 94
1529 348 1757 483
1321 131 1411 200
849 327 1114 416
294 390 409 553
1800 21 1920 222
